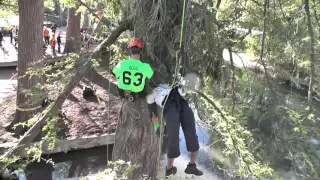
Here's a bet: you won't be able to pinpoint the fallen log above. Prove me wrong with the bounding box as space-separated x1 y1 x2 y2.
0 133 115 157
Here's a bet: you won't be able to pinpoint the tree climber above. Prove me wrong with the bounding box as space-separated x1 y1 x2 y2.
112 37 154 101
147 84 203 177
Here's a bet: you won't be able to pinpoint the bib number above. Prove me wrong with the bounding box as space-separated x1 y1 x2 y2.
123 71 144 86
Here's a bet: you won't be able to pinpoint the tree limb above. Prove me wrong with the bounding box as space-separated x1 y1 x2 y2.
227 48 236 115
0 2 17 8
251 0 263 6
189 1 224 29
76 0 100 19
305 0 316 105
259 0 278 100
196 91 253 175
0 19 133 162
85 69 119 97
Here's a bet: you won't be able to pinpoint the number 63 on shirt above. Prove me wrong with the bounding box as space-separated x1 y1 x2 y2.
112 59 154 93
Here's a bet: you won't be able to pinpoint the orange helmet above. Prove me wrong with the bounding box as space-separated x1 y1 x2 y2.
128 37 144 49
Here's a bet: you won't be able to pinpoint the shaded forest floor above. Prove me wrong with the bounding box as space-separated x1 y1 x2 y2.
0 78 121 144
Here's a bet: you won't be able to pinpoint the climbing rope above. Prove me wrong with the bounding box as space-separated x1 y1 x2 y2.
156 0 188 175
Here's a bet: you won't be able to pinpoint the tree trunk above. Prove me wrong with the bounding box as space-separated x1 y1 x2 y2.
109 1 184 178
112 100 159 179
82 11 89 28
64 8 81 53
228 47 236 115
53 0 60 15
11 0 44 135
2 19 133 162
260 0 277 100
305 0 316 105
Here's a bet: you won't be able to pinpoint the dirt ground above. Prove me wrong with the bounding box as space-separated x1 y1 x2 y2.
0 81 121 144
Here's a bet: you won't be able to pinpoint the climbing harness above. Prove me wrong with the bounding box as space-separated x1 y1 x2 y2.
123 90 134 101
118 89 135 101
156 0 189 174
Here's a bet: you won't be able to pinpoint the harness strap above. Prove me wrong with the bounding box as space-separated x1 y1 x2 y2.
157 0 189 174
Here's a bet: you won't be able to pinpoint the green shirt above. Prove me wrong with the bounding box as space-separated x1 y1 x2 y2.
112 59 153 93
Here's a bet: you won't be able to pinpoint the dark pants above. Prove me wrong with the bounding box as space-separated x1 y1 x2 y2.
44 36 49 45
57 43 61 53
9 34 12 43
164 97 200 159
14 37 17 47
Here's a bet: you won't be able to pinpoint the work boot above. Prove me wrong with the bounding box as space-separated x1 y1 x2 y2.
184 163 203 176
165 166 177 177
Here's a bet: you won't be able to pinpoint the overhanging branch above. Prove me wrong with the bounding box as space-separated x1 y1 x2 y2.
0 19 133 162
77 0 100 19
0 2 17 8
189 0 224 28
196 91 253 174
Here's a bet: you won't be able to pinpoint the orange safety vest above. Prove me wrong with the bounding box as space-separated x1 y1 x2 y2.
51 36 55 47
44 29 49 37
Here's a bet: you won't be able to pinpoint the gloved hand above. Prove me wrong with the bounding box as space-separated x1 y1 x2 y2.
155 125 167 137
152 113 160 136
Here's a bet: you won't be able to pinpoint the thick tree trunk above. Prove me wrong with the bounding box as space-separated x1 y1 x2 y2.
110 1 184 178
1 19 133 163
305 0 316 105
11 0 44 135
64 8 81 53
82 11 89 28
112 100 159 179
53 0 60 15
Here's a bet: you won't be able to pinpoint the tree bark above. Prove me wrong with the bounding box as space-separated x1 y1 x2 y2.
11 0 44 135
82 11 90 28
305 0 316 105
64 7 81 53
228 47 236 115
112 100 159 179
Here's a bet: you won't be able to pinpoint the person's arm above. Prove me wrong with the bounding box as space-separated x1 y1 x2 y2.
146 90 158 118
112 63 120 78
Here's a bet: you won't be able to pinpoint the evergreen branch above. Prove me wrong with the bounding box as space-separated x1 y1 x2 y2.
0 19 133 163
196 91 253 175
259 0 278 101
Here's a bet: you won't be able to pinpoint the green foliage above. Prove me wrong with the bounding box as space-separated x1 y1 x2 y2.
0 54 81 171
0 0 17 17
44 0 55 9
199 66 320 179
109 37 130 68
59 0 76 8
197 92 278 179
2 0 320 179
80 160 138 180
